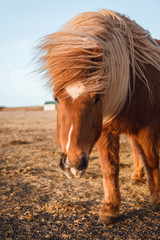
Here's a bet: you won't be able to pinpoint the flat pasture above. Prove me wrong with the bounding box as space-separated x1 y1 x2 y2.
0 111 160 239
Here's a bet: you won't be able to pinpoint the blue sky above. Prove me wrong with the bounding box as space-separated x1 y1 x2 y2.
1 0 160 107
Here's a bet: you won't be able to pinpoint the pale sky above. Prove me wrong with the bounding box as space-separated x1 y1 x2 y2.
1 0 160 107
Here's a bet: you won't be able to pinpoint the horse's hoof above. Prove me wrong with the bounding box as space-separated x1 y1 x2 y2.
131 178 141 184
152 204 160 211
98 216 116 225
131 176 144 184
131 178 139 184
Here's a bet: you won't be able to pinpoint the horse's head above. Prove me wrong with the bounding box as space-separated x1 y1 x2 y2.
56 82 103 179
39 13 131 179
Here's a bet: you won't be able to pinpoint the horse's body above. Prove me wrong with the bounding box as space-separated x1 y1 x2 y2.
39 10 160 224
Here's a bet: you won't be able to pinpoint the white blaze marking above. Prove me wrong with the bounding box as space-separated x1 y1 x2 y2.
66 82 85 100
66 124 73 153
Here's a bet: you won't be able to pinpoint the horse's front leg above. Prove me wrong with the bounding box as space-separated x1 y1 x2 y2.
96 129 120 224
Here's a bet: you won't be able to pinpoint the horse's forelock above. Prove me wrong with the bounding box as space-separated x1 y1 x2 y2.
40 31 106 96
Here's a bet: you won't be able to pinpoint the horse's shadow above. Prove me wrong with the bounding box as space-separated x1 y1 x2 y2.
116 206 158 225
70 199 159 226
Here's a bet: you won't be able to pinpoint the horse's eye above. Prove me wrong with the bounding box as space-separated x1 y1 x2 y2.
94 94 101 104
54 97 59 103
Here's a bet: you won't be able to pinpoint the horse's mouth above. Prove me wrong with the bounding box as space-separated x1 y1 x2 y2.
63 167 86 179
59 153 87 179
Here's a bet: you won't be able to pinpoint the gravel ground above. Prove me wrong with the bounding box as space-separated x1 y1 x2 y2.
0 111 160 239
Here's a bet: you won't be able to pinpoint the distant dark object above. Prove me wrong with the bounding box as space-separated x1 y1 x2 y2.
0 107 5 111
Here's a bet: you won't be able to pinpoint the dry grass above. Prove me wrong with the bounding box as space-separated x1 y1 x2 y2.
0 106 43 111
0 111 160 239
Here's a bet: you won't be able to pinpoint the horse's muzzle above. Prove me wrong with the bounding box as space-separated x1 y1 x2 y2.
59 152 88 179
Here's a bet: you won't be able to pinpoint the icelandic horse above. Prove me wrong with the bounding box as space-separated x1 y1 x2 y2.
38 10 160 224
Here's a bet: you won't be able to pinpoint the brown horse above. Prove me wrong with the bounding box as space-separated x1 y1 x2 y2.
38 10 160 224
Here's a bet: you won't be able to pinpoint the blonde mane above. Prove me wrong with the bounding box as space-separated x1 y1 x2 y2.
38 10 160 122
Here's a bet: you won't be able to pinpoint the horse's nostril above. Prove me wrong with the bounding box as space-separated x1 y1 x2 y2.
78 156 87 171
59 153 67 171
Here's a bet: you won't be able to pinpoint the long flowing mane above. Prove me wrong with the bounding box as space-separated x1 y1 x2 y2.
38 10 160 121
